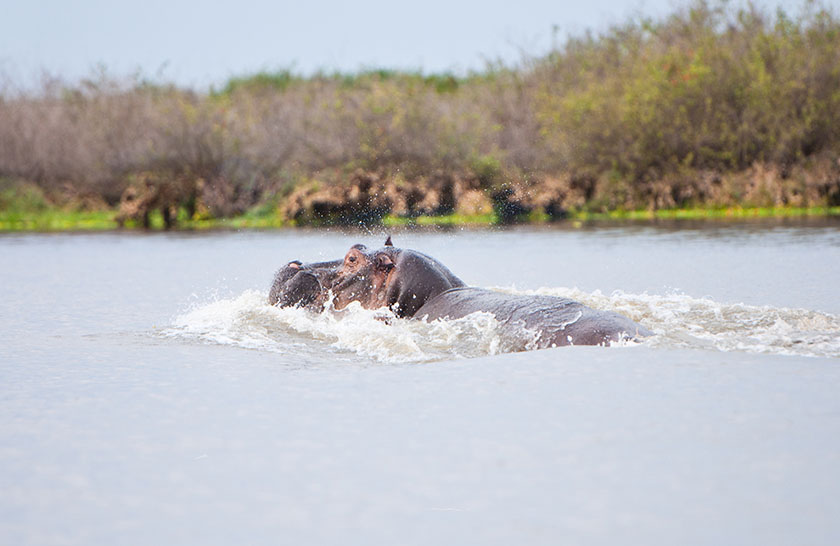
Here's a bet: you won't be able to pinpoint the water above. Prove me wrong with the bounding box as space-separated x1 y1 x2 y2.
2 222 839 545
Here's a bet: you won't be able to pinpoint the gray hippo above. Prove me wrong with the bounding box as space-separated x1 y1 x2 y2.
269 237 652 347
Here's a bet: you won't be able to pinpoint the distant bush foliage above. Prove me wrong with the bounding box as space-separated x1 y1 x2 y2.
1 1 839 224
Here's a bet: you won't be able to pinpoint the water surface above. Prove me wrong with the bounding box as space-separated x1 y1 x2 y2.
2 222 839 545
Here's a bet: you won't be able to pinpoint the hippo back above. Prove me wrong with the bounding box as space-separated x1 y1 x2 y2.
415 287 652 347
385 249 465 317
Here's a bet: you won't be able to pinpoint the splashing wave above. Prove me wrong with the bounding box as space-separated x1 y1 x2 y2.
163 288 840 362
164 290 507 363
496 286 840 359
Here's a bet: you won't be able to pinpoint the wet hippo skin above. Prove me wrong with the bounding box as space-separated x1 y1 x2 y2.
415 287 652 347
269 237 652 346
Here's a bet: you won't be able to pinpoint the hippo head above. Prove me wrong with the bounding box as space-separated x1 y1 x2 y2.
267 258 342 311
328 243 396 311
268 237 465 317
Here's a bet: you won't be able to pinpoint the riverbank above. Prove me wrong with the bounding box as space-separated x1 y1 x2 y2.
3 202 839 232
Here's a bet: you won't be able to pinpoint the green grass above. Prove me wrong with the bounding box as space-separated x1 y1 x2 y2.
1 203 838 232
181 216 290 229
0 181 117 230
0 209 118 231
572 206 840 221
382 212 497 227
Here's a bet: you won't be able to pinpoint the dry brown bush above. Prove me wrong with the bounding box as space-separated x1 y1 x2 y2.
2 1 839 224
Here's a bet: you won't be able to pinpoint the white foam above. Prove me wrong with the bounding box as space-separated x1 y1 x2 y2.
163 290 506 363
491 286 840 359
163 288 840 362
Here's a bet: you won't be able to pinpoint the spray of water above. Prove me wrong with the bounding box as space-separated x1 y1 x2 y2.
163 287 840 362
495 286 840 359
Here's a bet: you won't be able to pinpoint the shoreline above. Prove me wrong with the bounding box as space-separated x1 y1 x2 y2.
2 205 839 233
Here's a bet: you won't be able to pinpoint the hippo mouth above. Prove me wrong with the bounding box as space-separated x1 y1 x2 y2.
283 270 322 307
269 262 328 309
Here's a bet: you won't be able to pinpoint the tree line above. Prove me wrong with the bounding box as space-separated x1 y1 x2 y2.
1 1 838 225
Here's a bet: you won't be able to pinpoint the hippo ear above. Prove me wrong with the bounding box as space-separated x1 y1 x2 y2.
384 235 393 247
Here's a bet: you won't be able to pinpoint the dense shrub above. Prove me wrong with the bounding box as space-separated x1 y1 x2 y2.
0 1 838 223
534 0 840 205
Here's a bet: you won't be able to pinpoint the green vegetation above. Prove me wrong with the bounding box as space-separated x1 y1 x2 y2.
2 1 840 230
0 180 116 231
572 206 840 221
214 69 300 96
383 212 498 227
2 188 836 232
0 209 117 231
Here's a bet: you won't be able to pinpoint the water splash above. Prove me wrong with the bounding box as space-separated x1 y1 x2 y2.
494 286 840 359
164 290 506 363
163 288 840 362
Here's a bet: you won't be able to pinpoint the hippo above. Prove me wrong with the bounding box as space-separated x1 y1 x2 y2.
268 258 341 310
269 237 652 347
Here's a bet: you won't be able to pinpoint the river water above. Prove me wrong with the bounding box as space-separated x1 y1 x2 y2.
2 221 839 545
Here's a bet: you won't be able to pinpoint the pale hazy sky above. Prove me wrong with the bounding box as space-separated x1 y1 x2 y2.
0 0 827 89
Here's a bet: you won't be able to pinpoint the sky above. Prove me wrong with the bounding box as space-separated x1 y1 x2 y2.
0 0 829 90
